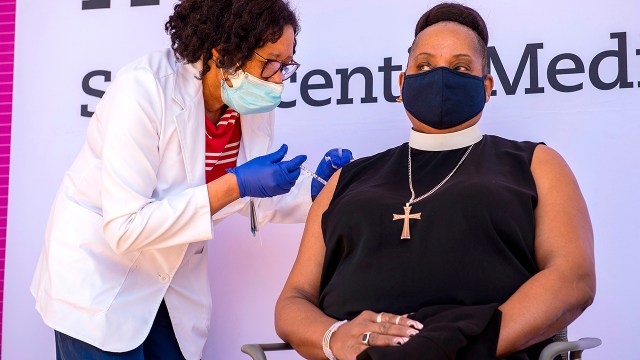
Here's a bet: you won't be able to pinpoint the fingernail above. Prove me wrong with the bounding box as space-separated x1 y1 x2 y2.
394 337 409 345
408 329 419 337
409 320 424 330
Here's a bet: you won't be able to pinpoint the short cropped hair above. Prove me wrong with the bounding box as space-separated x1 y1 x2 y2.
411 3 489 74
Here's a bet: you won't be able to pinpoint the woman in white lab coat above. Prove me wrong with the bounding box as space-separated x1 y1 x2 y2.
31 0 352 359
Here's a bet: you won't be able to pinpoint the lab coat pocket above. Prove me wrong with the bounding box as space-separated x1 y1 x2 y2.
187 241 206 267
47 200 138 315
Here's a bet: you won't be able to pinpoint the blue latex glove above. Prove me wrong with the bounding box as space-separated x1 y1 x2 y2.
227 144 307 198
311 148 354 199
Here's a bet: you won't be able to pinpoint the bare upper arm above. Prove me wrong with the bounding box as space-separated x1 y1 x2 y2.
531 145 595 280
278 169 342 304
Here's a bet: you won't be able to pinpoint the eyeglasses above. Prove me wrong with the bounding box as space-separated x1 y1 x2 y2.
254 51 300 81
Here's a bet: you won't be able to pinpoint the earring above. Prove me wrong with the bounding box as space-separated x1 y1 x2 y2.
219 67 229 82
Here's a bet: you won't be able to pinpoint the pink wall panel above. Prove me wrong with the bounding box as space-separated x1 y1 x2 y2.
0 0 16 354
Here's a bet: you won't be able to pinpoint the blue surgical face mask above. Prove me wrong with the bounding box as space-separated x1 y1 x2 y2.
220 69 284 115
401 67 487 129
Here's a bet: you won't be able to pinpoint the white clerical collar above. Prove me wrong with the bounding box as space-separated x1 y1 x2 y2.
409 124 483 151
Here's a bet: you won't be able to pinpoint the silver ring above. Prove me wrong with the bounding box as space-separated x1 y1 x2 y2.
395 316 401 325
361 332 372 345
376 312 384 323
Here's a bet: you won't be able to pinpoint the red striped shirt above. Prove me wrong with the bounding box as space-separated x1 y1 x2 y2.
205 108 242 182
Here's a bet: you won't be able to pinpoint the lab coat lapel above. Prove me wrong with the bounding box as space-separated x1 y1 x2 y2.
237 111 275 165
173 61 206 185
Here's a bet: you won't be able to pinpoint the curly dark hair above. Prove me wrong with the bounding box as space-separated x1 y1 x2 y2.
411 3 489 74
165 0 300 78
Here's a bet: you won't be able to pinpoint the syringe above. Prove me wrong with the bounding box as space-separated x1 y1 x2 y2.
301 164 327 185
284 155 327 185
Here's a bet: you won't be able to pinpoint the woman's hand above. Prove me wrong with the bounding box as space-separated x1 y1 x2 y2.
227 144 307 198
331 311 423 360
311 148 354 199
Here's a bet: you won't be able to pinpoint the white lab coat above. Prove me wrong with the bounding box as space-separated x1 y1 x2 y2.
30 49 312 360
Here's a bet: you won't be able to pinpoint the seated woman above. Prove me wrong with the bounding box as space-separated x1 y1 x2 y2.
274 3 595 360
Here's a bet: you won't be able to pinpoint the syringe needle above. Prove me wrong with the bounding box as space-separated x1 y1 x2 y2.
283 154 327 185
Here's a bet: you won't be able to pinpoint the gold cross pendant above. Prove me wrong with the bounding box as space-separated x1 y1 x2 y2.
393 205 421 239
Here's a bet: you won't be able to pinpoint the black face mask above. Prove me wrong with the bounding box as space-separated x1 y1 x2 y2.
401 67 487 130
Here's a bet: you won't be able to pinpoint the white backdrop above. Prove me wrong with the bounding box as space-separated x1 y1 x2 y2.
5 0 640 359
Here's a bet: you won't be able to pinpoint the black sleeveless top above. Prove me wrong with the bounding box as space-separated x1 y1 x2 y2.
319 135 541 320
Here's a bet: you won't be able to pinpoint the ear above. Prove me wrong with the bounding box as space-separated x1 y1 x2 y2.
211 48 222 68
210 48 233 86
398 71 405 95
484 74 494 103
